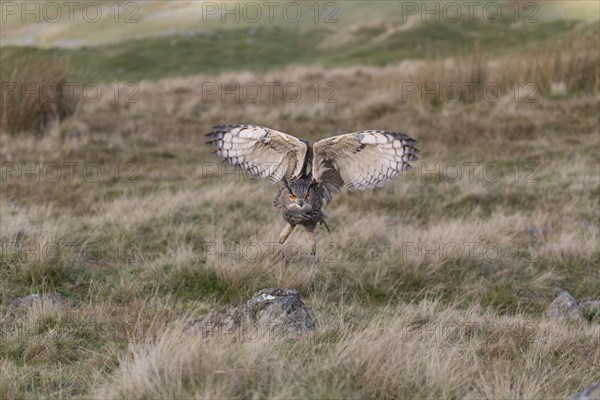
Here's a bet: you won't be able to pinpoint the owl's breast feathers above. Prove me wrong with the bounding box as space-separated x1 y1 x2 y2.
274 177 325 227
283 208 321 225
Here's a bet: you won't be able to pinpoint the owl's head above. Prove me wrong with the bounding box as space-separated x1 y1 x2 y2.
282 178 318 211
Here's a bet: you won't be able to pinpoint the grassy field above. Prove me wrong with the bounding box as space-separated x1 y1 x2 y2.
2 1 598 49
1 18 589 82
1 1 597 82
1 2 600 399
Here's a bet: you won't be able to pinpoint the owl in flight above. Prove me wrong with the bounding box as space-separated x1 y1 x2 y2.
206 125 419 255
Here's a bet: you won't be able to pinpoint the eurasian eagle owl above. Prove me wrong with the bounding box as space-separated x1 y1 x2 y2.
206 125 419 255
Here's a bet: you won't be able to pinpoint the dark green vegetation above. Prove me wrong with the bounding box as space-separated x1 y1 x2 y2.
1 19 585 82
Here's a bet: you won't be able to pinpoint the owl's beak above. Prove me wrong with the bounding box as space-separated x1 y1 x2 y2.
297 199 305 207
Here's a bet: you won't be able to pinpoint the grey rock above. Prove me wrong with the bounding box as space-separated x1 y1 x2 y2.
568 382 600 400
546 291 600 322
579 298 600 320
187 288 314 341
546 291 584 321
11 292 69 308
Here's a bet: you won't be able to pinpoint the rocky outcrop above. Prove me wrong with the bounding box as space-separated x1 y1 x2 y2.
568 382 600 400
546 292 584 321
187 288 314 341
11 292 69 308
546 291 600 322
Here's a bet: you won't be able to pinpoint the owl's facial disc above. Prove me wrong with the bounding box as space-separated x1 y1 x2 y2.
287 193 310 210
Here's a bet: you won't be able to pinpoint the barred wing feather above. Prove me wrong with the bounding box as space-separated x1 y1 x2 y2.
206 125 309 184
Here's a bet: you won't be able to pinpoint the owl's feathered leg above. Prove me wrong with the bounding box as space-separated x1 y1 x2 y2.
305 226 317 256
278 223 295 244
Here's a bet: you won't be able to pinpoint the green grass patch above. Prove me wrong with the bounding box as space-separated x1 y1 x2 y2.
1 20 584 83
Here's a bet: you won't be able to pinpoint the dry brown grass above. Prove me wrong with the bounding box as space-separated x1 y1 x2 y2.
91 302 600 399
417 23 600 102
0 54 78 136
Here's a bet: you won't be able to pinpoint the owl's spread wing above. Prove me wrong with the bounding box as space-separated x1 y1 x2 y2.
206 125 309 184
312 130 419 201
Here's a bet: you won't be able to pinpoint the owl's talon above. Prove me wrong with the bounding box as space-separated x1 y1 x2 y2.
306 228 317 256
278 223 295 244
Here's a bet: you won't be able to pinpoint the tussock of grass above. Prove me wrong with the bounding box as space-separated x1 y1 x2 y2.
0 51 78 135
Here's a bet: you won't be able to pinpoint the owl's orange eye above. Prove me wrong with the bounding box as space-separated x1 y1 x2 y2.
289 194 297 200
